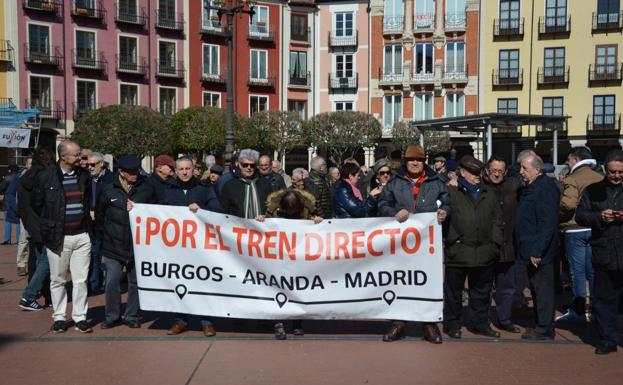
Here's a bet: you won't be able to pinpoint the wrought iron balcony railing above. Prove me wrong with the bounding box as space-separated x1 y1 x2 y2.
414 13 435 31
383 15 404 35
200 18 226 36
539 15 571 34
328 73 358 89
247 73 275 88
201 72 227 84
72 49 107 71
0 40 14 63
445 12 466 31
116 55 148 75
589 63 623 82
25 99 64 120
156 59 185 78
537 66 569 84
329 31 358 48
288 71 311 88
443 64 468 82
71 1 107 20
156 10 185 31
248 23 275 42
379 68 404 84
115 3 147 25
493 18 524 37
492 68 523 86
587 113 621 133
23 0 61 14
24 44 62 66
592 11 623 31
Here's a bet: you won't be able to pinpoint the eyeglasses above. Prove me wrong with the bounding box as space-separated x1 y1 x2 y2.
81 156 89 160
87 163 100 168
606 169 623 175
378 171 391 176
487 169 506 175
240 162 256 169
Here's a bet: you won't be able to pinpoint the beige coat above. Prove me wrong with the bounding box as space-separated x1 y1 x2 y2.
559 164 603 230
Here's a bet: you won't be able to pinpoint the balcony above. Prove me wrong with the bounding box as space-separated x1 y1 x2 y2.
200 18 226 36
71 1 107 20
379 68 404 86
248 23 275 43
73 102 103 120
72 49 107 71
592 11 623 32
201 72 226 84
156 10 185 31
329 31 358 48
414 13 435 33
156 60 185 78
291 27 311 45
23 0 61 14
410 69 435 85
445 12 466 32
115 3 147 26
587 114 621 135
328 73 358 90
538 15 571 35
443 64 468 83
589 64 623 83
383 16 404 35
24 44 62 67
25 99 64 120
493 18 524 37
247 74 275 89
492 68 523 86
0 40 14 63
537 66 569 85
536 121 567 136
116 55 148 75
288 71 311 89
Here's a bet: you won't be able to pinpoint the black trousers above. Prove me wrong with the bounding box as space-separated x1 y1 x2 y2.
444 265 495 332
593 268 623 347
493 262 517 327
527 262 555 335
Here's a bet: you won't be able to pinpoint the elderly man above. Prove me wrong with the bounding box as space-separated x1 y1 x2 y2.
434 156 447 174
258 155 287 192
272 159 292 188
378 144 450 344
207 164 223 186
516 151 560 340
291 168 306 190
304 156 333 219
577 149 623 354
97 156 156 329
221 149 272 219
32 140 93 333
146 154 175 203
558 147 603 323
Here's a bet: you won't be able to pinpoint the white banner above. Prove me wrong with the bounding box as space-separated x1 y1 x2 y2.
130 204 443 322
0 127 31 149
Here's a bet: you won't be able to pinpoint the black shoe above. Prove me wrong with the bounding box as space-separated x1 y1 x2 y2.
100 319 122 329
443 326 462 339
499 323 521 333
471 327 501 338
19 298 45 311
274 323 287 340
124 319 141 329
382 322 406 342
52 320 67 333
74 320 93 333
595 344 617 355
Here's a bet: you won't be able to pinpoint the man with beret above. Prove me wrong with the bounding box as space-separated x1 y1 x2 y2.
207 164 223 186
146 154 175 203
378 144 450 344
434 156 447 174
443 155 503 339
97 156 156 329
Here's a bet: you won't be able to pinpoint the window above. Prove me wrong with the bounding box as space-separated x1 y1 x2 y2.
120 84 138 105
119 36 138 70
593 95 616 128
335 12 353 36
288 100 306 120
415 0 435 28
30 76 51 112
446 41 465 74
28 24 50 56
203 44 219 76
597 0 621 25
544 47 565 78
118 0 138 21
499 49 519 79
335 101 353 111
76 80 96 113
250 5 268 36
250 50 268 80
445 93 464 117
159 88 176 115
76 0 95 9
159 0 175 20
414 43 434 78
545 0 567 27
499 0 520 30
384 0 404 30
497 98 518 114
595 45 618 75
289 51 307 84
159 41 176 72
75 30 96 63
446 0 466 26
291 14 308 42
250 95 268 115
203 92 221 108
414 93 433 121
542 97 563 116
383 94 402 130
384 45 403 79
202 0 220 29
335 54 353 78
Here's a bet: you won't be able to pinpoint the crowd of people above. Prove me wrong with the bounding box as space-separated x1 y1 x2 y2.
5 139 623 355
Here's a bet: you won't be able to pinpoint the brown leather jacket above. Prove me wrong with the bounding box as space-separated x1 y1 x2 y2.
560 162 603 231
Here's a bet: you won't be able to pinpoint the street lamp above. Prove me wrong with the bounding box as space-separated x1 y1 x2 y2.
205 0 256 171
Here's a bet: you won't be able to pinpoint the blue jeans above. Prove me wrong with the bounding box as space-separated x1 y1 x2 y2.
22 247 49 300
565 230 594 312
4 216 19 243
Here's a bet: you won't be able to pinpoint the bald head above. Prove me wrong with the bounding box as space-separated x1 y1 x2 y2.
58 140 81 170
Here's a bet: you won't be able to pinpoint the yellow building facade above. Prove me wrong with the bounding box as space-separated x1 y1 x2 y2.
480 0 623 163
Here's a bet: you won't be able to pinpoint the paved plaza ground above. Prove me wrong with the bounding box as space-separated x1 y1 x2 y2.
0 224 621 385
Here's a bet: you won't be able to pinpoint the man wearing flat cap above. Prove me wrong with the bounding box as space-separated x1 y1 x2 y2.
96 155 157 329
443 155 503 339
434 156 447 174
146 154 175 202
378 144 450 344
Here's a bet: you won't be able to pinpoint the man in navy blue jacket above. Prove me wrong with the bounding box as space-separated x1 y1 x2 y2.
516 151 560 340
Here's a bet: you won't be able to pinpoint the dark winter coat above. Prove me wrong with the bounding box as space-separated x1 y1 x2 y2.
161 177 222 212
4 172 21 223
445 183 503 267
220 172 272 217
145 172 171 204
304 169 334 219
32 165 93 252
260 171 287 192
332 180 377 218
18 166 46 244
515 174 560 265
89 168 114 211
576 179 623 271
486 176 521 263
96 175 156 263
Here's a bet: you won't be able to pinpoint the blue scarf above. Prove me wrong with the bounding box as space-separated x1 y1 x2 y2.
458 177 481 203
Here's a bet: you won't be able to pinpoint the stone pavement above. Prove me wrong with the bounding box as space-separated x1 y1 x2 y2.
0 229 621 385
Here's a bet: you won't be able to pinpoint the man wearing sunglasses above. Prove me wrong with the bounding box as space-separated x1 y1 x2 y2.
576 149 623 355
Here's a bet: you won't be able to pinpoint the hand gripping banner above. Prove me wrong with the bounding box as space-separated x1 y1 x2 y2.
130 204 443 322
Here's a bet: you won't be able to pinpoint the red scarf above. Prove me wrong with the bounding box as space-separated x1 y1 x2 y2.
410 170 427 208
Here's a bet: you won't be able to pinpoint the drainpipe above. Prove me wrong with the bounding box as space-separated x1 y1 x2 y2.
62 3 68 138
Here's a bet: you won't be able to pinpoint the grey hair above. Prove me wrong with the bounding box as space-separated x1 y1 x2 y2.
272 159 282 168
310 156 326 171
292 168 306 180
328 166 339 175
176 156 194 169
205 155 216 167
57 140 79 157
520 152 544 171
89 152 104 163
238 149 260 163
516 149 537 164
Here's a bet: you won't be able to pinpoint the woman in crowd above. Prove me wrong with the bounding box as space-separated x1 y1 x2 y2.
333 163 382 218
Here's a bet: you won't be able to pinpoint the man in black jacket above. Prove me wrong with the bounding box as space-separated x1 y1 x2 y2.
97 156 156 329
258 155 286 192
145 154 175 203
516 151 560 340
220 149 271 219
32 140 94 333
576 149 623 354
